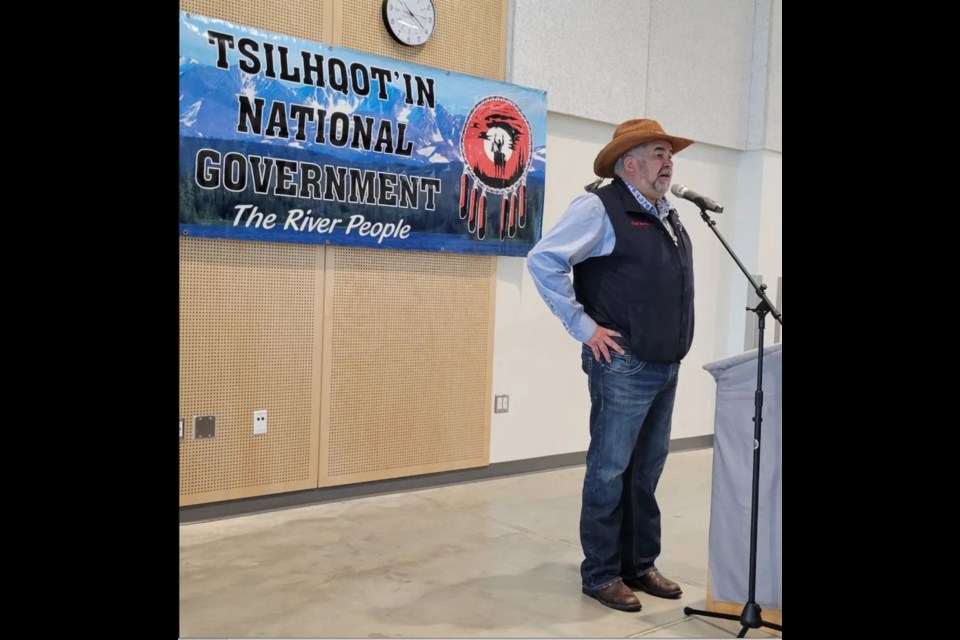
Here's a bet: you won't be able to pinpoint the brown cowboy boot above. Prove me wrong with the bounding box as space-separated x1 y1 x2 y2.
582 580 642 612
622 568 683 599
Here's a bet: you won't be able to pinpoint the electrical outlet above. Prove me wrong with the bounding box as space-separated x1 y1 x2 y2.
494 394 509 413
179 418 184 439
253 410 267 435
194 415 216 439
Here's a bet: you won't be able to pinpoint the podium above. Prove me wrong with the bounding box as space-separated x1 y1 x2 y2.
702 344 782 626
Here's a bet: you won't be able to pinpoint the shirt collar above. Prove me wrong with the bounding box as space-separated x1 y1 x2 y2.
621 179 673 221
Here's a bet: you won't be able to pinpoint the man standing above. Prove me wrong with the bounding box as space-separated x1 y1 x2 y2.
527 119 695 612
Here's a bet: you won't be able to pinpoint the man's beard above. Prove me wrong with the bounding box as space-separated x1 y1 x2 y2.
653 176 670 197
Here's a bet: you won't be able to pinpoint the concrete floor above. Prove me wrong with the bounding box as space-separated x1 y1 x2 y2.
180 448 779 637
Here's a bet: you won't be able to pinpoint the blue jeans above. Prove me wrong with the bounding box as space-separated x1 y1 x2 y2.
579 341 680 591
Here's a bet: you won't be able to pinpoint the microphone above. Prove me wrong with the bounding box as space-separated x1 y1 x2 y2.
671 183 724 213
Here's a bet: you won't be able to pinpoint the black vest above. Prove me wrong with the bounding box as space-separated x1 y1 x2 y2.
573 178 695 363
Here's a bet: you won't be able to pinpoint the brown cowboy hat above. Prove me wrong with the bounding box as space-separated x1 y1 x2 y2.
593 119 695 178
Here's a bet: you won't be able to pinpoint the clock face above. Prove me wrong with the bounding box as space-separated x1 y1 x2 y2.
382 0 436 46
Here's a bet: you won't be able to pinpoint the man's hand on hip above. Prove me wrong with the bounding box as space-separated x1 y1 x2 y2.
586 326 624 363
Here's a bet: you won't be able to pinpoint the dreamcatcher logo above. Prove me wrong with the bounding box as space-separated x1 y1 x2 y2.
459 97 532 240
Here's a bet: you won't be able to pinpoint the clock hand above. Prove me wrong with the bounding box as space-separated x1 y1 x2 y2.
399 1 426 30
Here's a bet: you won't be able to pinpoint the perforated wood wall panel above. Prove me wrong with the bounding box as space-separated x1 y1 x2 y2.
179 0 506 504
179 0 330 43
179 0 508 81
319 247 494 486
338 0 508 80
179 237 324 505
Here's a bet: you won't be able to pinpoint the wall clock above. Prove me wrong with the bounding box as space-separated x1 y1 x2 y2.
382 0 436 46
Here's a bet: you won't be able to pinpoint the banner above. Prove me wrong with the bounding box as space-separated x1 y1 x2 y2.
179 12 546 257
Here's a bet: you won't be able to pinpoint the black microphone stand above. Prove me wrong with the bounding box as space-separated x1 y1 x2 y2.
682 206 782 638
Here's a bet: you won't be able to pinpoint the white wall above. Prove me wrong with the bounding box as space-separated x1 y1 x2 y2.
765 0 783 152
645 0 757 150
510 0 651 125
756 151 782 345
718 150 782 355
509 0 778 151
488 114 609 463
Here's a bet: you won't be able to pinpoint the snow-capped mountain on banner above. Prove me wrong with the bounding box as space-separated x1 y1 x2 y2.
179 64 467 165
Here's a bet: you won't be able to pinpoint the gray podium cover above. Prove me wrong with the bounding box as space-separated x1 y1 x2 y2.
703 344 782 608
